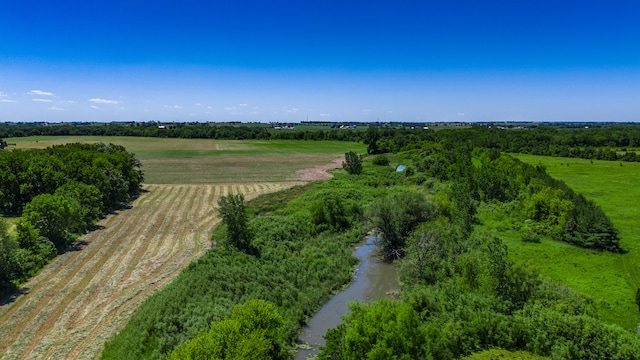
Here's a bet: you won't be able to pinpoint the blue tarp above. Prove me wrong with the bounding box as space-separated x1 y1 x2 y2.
396 165 406 172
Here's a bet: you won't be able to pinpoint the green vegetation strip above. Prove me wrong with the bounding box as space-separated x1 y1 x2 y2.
101 168 397 359
507 155 640 329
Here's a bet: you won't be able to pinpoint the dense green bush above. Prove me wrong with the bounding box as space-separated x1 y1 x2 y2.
371 154 390 166
168 300 286 360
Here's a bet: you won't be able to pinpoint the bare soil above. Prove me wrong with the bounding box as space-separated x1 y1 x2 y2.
292 156 345 181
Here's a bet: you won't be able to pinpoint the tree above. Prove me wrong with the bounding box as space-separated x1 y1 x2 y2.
21 193 82 250
342 151 363 175
55 181 104 232
217 194 253 252
450 181 476 240
362 126 381 154
368 192 437 261
0 217 19 292
636 288 640 312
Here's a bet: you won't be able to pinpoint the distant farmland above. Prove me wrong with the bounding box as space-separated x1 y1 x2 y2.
8 136 365 183
0 137 365 359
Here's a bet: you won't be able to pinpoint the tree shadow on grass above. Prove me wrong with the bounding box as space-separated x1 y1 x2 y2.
0 286 29 307
65 240 89 253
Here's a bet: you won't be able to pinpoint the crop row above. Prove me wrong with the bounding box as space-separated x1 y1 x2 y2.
0 182 297 359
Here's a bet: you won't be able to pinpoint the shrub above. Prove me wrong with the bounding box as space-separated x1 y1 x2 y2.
169 300 287 360
371 155 390 166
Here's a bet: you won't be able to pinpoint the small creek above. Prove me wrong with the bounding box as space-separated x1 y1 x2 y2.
294 235 400 359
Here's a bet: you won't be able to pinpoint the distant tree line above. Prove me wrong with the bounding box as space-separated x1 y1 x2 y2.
5 122 640 161
0 123 363 141
0 143 143 295
363 125 640 161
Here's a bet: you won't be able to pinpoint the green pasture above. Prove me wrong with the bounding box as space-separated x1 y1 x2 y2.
7 136 366 184
482 154 640 330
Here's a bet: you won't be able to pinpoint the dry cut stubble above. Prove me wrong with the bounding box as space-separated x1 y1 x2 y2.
0 182 300 360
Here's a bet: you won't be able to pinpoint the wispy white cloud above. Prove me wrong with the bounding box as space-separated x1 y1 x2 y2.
361 109 371 115
91 105 101 110
319 113 331 117
89 98 120 104
286 108 299 113
33 98 53 103
48 107 64 111
29 90 55 96
238 103 247 107
457 113 465 116
0 99 17 103
60 100 77 104
173 105 182 109
0 92 7 97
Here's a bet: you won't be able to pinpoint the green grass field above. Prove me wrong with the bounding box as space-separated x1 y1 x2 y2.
6 136 366 184
482 155 640 330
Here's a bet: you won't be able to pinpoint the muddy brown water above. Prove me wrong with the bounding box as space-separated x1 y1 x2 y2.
294 236 399 359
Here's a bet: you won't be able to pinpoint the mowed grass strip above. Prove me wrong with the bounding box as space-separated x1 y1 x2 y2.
0 182 299 360
505 155 640 330
31 186 182 359
1 185 176 359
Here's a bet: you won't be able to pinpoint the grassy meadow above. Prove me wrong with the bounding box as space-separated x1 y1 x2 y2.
481 154 640 330
6 136 365 183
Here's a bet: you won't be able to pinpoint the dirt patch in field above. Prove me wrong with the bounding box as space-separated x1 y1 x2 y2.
292 156 345 181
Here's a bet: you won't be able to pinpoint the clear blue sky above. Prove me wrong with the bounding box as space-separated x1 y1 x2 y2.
1 0 639 123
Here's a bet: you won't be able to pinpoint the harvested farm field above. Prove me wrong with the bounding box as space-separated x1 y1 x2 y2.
0 182 299 359
7 137 365 184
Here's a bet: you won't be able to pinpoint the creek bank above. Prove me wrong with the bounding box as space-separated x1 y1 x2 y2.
294 235 400 359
